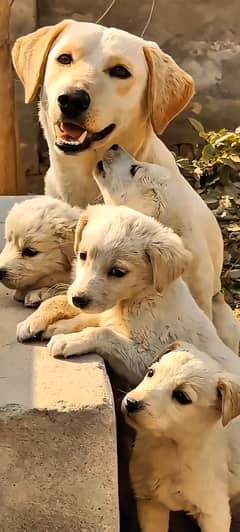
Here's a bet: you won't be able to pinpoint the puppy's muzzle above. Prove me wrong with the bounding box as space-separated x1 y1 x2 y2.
125 398 143 414
72 294 91 309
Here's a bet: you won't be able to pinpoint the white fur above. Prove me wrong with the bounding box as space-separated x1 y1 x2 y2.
17 205 239 386
122 341 240 531
93 145 240 352
0 196 80 306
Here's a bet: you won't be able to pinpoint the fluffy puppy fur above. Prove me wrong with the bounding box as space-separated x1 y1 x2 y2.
0 196 80 307
17 205 239 386
122 341 240 532
93 145 240 353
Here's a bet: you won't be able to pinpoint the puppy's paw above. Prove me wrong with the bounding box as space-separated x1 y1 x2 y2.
47 334 76 358
42 320 73 340
24 288 50 308
17 315 46 342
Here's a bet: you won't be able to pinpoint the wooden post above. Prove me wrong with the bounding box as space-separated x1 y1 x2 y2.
0 0 23 195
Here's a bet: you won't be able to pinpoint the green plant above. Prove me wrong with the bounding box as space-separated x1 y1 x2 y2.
177 120 240 186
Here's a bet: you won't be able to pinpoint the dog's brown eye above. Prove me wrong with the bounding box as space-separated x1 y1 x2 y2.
80 252 87 261
22 248 39 257
108 65 131 79
147 368 154 378
130 165 140 177
109 267 127 278
57 54 72 65
172 389 192 405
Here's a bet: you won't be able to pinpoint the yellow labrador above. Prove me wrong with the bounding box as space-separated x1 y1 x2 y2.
12 19 195 209
122 341 240 532
0 196 79 306
93 145 240 353
17 206 239 387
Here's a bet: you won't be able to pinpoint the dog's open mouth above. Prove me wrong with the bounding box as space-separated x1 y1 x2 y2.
55 122 116 154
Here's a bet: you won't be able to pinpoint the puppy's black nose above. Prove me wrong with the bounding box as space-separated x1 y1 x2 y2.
97 160 104 173
125 398 143 413
110 144 119 151
0 268 7 281
58 90 91 118
72 295 90 309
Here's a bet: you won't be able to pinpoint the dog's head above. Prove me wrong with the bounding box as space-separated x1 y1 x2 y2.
68 204 190 313
94 144 169 217
0 196 79 298
122 341 240 438
12 21 194 156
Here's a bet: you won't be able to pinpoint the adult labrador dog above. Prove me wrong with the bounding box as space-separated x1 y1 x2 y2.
12 19 195 208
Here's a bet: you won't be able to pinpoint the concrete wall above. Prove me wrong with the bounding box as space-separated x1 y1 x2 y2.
10 0 240 179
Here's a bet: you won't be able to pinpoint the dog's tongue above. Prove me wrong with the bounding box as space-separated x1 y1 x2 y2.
59 122 88 142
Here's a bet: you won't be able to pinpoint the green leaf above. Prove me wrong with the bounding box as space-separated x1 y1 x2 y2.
188 118 205 133
201 144 215 162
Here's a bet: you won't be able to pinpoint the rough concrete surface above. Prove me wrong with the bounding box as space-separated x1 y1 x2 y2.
0 198 119 532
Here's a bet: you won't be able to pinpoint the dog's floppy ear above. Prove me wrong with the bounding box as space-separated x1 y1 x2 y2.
74 211 89 254
146 227 191 294
12 19 71 103
217 376 240 427
143 43 195 135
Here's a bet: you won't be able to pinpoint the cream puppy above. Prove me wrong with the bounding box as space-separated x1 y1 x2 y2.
122 341 240 532
93 144 240 353
17 205 239 386
0 196 80 306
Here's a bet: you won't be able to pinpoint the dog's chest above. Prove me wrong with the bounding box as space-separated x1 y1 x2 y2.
130 440 203 514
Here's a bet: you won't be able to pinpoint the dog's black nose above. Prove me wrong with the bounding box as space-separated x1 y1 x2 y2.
58 90 91 118
72 295 90 309
125 398 143 413
110 144 119 151
0 268 7 281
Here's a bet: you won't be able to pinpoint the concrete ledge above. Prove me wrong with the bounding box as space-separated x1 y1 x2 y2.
0 285 119 531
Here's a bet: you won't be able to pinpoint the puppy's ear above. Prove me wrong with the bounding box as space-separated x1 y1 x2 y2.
143 43 195 135
12 20 71 103
74 211 89 254
146 228 191 294
217 376 240 427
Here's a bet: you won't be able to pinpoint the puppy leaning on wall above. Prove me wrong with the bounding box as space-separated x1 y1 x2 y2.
122 341 240 532
17 205 240 387
0 196 80 307
93 145 240 354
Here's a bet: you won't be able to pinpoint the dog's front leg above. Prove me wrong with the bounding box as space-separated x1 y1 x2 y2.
197 503 231 532
17 295 81 342
137 499 169 532
47 327 148 385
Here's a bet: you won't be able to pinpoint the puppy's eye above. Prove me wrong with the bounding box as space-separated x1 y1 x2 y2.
130 165 140 177
172 389 192 405
109 267 127 278
79 252 87 261
108 65 131 79
57 54 72 65
147 368 154 378
22 248 39 257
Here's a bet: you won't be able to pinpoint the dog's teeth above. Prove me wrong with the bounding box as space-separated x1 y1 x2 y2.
78 130 88 144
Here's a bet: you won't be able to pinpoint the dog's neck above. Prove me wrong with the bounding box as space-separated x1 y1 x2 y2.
39 102 179 207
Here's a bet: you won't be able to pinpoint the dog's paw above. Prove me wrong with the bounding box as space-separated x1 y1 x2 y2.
42 319 76 340
24 288 50 308
47 334 76 358
17 315 46 342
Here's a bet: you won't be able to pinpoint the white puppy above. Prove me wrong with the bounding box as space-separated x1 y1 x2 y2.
0 196 80 307
17 205 239 386
122 341 240 532
93 144 240 353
